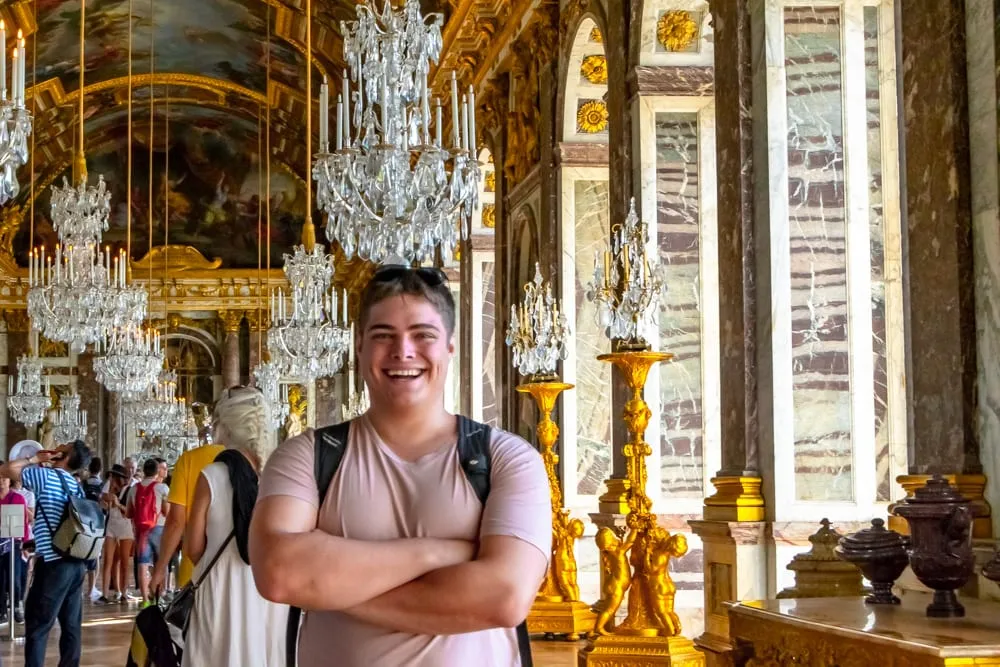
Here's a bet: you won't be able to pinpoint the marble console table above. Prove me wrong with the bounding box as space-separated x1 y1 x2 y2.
727 594 1000 666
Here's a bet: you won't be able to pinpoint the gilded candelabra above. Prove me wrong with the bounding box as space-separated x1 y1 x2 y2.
580 200 704 665
505 265 593 640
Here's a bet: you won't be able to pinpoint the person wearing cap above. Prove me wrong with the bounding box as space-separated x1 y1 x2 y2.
0 439 92 667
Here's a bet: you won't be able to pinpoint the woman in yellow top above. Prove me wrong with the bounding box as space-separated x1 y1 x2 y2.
149 440 224 593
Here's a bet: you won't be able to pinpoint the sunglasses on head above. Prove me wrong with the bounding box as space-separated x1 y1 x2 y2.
372 264 448 287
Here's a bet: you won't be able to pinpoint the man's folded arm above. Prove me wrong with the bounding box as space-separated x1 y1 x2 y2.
342 534 548 635
249 494 475 610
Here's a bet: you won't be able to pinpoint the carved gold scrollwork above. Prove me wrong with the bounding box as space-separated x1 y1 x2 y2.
590 27 603 43
219 311 245 335
482 204 496 228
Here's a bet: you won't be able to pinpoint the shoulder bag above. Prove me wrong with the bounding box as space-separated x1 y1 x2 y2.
164 531 234 635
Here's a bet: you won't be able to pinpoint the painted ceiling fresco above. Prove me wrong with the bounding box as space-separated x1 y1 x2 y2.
35 0 304 91
13 106 307 268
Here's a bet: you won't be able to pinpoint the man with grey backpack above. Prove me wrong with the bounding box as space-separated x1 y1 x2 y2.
0 439 97 667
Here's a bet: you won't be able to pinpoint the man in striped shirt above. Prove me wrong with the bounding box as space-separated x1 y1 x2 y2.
0 439 91 667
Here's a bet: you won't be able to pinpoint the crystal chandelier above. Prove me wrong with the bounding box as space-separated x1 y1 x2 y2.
0 22 30 205
505 263 571 381
253 361 290 429
313 0 480 263
27 243 148 353
6 352 51 426
52 392 87 443
125 370 184 434
267 234 351 381
586 198 667 348
342 384 369 421
94 322 163 393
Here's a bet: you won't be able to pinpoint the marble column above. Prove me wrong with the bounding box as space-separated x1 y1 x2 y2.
597 0 638 511
899 0 977 477
890 1 989 537
76 352 106 463
108 390 123 463
219 310 244 391
693 3 766 663
967 0 1000 541
4 312 30 445
314 375 341 428
246 310 267 382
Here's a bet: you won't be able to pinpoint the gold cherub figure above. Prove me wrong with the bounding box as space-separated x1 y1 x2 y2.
592 525 637 636
552 510 585 601
644 527 687 636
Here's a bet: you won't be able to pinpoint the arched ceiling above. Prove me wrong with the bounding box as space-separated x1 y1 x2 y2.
2 0 458 268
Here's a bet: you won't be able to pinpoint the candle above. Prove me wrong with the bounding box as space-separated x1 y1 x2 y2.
460 95 468 152
28 248 32 286
17 33 24 107
421 77 430 145
380 75 388 141
319 76 329 151
435 99 442 147
342 72 349 138
336 94 343 151
603 250 611 287
10 49 16 106
450 72 460 148
342 289 348 323
467 85 476 154
623 250 630 284
1 20 6 101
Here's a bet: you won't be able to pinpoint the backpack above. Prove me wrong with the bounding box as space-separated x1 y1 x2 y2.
37 470 105 562
285 416 533 667
133 482 160 534
83 477 103 503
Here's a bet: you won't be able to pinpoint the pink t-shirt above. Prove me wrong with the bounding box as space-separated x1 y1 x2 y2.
258 415 551 667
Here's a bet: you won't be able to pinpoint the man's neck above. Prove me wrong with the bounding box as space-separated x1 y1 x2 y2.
366 403 456 457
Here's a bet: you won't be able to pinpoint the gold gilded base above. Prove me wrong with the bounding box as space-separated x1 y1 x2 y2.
526 599 596 641
703 476 765 522
598 477 632 514
578 634 706 666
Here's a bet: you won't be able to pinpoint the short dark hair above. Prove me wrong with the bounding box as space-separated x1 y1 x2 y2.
142 458 159 477
359 266 455 335
66 441 92 473
88 457 102 476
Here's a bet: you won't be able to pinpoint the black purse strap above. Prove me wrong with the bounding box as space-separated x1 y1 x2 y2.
192 531 234 590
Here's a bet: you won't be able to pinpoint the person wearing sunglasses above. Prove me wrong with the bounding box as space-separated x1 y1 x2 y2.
251 264 551 666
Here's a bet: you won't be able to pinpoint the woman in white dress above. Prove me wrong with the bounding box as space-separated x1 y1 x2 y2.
182 386 287 667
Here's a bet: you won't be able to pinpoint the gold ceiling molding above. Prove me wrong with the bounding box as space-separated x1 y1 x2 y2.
580 54 608 84
0 1 36 38
576 99 608 133
54 73 267 107
133 246 224 273
657 10 699 52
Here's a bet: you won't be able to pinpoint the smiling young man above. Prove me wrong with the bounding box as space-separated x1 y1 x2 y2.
250 265 551 666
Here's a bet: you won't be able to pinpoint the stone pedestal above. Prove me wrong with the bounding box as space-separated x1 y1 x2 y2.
688 521 767 667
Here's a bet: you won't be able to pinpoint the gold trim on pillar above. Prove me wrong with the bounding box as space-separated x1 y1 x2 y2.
703 476 765 522
889 474 992 538
219 310 245 335
3 310 31 333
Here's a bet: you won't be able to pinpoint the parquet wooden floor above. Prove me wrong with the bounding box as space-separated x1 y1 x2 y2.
0 601 583 666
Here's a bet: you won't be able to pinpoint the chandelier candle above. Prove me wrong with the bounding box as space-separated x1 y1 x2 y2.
0 21 32 204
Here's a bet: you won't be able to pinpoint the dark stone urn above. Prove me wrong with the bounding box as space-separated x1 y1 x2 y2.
892 476 979 618
835 518 909 604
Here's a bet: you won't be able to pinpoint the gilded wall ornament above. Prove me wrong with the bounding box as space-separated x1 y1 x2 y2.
657 10 699 52
38 337 69 358
580 55 608 84
576 100 609 134
590 27 603 43
482 204 497 228
484 170 496 193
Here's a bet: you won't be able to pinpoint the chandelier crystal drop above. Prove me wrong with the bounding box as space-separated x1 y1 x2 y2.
27 243 148 353
313 0 480 264
6 353 51 426
52 392 87 444
342 384 370 421
267 242 351 381
505 263 571 381
94 322 163 394
0 23 30 206
586 198 668 348
253 361 290 430
48 174 112 243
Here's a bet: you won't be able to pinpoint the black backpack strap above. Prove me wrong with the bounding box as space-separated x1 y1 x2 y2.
456 415 492 504
286 421 352 667
456 416 533 667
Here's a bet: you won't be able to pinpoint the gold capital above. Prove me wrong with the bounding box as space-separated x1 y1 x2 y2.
219 310 245 334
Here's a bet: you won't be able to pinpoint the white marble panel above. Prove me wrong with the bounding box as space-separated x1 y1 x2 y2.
481 262 499 426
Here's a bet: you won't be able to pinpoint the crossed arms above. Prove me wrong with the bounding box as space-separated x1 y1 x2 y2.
248 494 547 634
